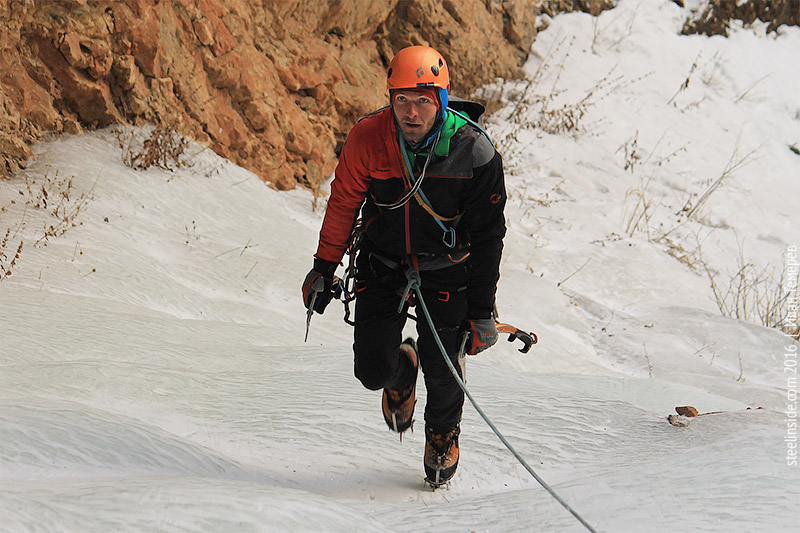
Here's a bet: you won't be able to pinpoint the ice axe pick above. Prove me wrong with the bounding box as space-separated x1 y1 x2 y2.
495 322 538 353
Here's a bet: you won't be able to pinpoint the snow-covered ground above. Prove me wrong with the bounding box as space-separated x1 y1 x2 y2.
2 0 799 531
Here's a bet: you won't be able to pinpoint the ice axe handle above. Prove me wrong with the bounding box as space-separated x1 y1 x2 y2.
496 323 538 353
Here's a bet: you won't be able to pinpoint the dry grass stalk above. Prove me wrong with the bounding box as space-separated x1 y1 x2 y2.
700 244 800 340
30 171 93 247
117 123 189 171
679 135 761 220
668 53 700 106
623 184 659 239
0 228 24 280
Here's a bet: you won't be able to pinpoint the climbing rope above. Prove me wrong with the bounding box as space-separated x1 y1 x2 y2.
405 268 599 533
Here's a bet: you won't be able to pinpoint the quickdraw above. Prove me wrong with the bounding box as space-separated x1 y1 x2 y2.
333 219 364 326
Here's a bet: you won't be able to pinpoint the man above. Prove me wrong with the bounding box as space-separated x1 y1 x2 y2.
302 45 506 486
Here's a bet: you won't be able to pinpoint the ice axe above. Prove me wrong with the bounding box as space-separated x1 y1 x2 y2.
456 322 537 381
304 275 343 342
495 322 538 353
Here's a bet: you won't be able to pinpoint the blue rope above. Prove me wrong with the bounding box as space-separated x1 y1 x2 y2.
397 133 460 249
407 269 599 533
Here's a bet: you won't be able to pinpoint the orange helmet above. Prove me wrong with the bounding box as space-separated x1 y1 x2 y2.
386 46 450 92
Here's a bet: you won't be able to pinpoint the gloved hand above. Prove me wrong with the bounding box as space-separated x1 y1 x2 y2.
302 258 337 314
464 317 499 355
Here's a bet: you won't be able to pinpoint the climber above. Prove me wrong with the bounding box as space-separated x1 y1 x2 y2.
302 45 507 486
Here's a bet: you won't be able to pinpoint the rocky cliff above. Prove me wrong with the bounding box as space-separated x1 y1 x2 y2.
1 0 555 189
681 0 800 36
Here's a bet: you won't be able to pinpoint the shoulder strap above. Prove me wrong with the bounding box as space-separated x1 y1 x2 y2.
357 105 390 123
447 96 486 122
448 108 495 149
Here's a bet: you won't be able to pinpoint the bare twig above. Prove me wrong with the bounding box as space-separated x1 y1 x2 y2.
734 74 770 104
245 261 258 279
680 134 761 220
643 343 653 378
698 240 799 338
558 258 591 287
668 53 700 106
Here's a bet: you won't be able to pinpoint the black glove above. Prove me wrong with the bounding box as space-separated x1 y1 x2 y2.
302 258 337 314
464 317 499 355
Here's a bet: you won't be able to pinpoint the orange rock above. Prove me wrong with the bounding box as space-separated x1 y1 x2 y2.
85 40 113 80
192 17 215 47
2 0 611 184
0 132 34 176
112 55 139 90
675 406 699 417
59 33 90 70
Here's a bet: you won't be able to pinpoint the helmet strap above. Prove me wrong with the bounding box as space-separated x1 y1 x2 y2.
438 87 449 123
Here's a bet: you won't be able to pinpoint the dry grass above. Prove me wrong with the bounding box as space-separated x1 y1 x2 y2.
116 123 189 172
0 168 95 281
622 177 663 239
0 228 23 281
700 243 799 340
678 135 761 221
29 170 94 247
477 37 637 160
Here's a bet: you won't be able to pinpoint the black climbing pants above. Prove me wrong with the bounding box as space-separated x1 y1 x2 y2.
353 250 467 432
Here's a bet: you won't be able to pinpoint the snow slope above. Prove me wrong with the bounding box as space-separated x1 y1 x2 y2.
2 1 798 531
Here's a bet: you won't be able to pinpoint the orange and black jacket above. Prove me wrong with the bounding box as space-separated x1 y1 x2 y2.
315 107 506 318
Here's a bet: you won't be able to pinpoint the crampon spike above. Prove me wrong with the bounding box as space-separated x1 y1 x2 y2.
424 472 450 490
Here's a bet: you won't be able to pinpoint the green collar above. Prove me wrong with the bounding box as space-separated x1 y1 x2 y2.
433 110 468 157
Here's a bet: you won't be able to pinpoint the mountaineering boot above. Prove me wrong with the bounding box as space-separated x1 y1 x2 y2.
381 338 419 434
424 423 461 487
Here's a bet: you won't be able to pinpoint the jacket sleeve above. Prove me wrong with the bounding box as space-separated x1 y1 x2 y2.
315 124 372 264
463 142 506 318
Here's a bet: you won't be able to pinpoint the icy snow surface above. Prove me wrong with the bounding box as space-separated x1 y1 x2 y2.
2 1 799 531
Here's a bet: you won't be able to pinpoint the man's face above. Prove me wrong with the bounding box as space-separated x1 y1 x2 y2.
392 90 439 144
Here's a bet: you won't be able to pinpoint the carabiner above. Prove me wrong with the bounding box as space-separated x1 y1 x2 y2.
442 227 456 248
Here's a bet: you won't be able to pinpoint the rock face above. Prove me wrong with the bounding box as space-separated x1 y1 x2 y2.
0 0 544 189
4 1 793 188
681 0 800 36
